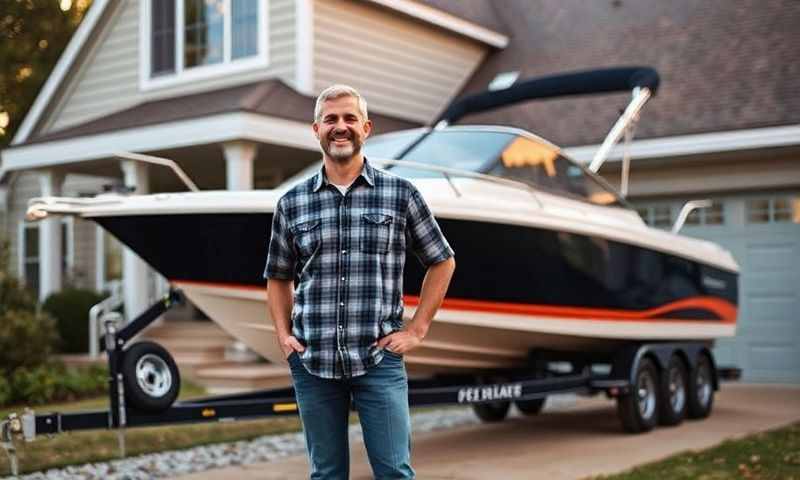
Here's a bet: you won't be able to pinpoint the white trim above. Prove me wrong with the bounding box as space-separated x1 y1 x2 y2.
564 124 800 164
139 0 270 92
295 0 314 94
224 0 233 63
363 0 508 48
176 0 185 73
62 216 75 279
11 0 112 145
17 221 31 286
2 112 318 172
95 225 105 291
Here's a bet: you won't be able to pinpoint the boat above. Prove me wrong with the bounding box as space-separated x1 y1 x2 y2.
27 67 739 376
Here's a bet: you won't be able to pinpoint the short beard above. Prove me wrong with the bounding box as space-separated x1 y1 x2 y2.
321 137 362 163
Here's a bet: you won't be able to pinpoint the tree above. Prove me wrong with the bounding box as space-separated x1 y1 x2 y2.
0 0 93 147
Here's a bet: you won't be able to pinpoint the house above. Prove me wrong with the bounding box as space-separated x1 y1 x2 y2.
1 0 798 383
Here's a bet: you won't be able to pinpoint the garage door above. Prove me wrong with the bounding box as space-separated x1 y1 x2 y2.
639 195 800 383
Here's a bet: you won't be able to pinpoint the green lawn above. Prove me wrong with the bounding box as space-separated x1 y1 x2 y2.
592 422 800 480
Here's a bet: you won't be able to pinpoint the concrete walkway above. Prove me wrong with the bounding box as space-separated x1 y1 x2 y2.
172 384 800 479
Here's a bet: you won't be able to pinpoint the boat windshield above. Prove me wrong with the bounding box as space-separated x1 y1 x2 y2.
365 129 624 207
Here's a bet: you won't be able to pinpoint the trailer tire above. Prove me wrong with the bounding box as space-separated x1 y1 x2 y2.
658 355 688 426
515 398 546 416
687 353 715 419
617 357 659 433
472 401 511 422
121 341 180 413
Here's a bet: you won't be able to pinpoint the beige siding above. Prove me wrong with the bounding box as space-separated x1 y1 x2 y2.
6 173 110 291
313 0 488 123
46 0 296 133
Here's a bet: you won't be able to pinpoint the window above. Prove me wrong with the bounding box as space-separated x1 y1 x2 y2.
652 205 672 229
184 0 225 68
636 200 725 230
151 0 176 76
231 0 259 59
19 220 73 297
747 196 800 224
685 200 724 226
141 0 267 89
22 225 40 295
635 204 672 229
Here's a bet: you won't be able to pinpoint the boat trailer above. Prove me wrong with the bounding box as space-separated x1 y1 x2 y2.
1 290 740 476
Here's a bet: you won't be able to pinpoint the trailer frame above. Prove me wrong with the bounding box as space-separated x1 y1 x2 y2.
1 290 740 476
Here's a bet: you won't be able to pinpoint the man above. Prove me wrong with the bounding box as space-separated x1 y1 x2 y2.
264 84 455 479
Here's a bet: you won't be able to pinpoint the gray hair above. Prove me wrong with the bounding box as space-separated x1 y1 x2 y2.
314 84 369 123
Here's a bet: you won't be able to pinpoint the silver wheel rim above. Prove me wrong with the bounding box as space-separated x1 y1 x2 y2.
136 353 172 397
669 365 686 413
696 362 712 407
637 368 656 420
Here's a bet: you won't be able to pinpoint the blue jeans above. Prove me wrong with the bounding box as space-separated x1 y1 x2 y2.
288 350 414 480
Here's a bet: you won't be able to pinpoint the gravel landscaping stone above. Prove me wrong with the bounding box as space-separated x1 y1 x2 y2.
3 406 483 479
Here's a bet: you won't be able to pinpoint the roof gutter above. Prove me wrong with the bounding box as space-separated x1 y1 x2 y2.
363 0 509 48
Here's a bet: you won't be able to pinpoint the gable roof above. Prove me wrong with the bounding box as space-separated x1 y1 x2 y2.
446 0 800 147
16 79 418 147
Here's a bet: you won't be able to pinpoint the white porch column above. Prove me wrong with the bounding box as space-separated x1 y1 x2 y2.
222 141 258 356
120 160 150 322
38 170 65 302
223 141 257 191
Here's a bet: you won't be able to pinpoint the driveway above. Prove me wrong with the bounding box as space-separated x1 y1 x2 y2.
173 384 800 479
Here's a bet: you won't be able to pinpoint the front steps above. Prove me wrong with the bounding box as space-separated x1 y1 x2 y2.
191 363 292 395
143 320 290 394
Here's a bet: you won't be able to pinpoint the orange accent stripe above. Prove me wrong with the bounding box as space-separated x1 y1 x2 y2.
171 279 737 324
403 295 737 324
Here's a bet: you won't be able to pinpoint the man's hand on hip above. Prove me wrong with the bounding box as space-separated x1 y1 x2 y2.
281 335 306 359
376 330 423 354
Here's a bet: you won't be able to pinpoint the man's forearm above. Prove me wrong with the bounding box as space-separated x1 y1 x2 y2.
267 279 294 339
408 256 455 338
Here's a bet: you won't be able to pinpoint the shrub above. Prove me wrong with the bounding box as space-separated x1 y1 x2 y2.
2 363 109 407
42 288 105 353
56 364 108 399
10 364 60 405
0 308 59 375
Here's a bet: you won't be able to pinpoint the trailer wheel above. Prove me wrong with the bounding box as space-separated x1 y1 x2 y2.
658 355 688 426
687 353 714 419
121 341 180 413
515 398 546 416
472 401 511 422
617 357 659 433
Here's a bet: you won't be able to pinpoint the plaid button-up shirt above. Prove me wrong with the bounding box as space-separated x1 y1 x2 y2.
264 159 454 379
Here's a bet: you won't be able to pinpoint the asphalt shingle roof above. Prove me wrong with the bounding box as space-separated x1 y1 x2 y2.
448 0 800 146
25 80 418 146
